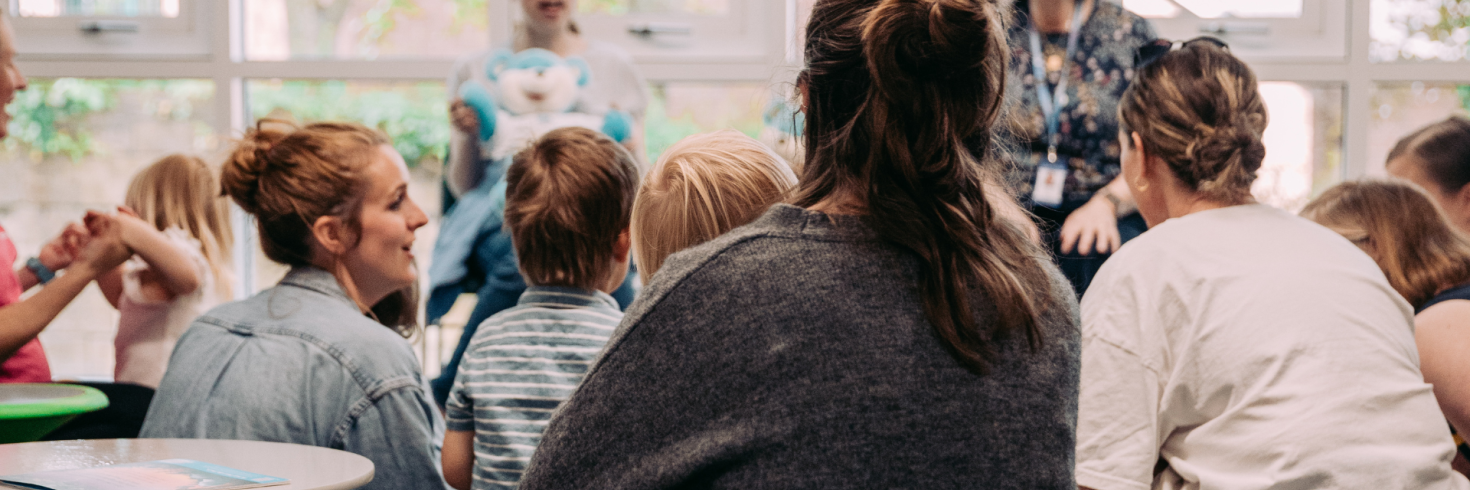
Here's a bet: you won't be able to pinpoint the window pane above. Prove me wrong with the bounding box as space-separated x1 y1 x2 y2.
645 82 773 163
16 0 179 17
1370 82 1470 169
1371 0 1470 62
245 0 490 61
245 79 447 292
1123 0 1304 19
1254 82 1344 212
0 78 218 380
580 0 729 15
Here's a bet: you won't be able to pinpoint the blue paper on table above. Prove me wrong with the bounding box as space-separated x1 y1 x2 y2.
0 459 288 490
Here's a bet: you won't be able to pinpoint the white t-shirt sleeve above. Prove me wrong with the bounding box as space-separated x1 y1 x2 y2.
1076 269 1164 490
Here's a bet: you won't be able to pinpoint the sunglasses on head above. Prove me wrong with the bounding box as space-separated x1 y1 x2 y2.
1134 36 1230 69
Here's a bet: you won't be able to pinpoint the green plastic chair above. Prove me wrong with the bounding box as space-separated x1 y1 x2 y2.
0 384 109 443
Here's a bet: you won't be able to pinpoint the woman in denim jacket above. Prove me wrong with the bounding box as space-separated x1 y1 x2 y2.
141 120 448 490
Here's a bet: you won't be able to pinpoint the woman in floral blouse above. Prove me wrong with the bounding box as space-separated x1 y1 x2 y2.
1004 0 1157 295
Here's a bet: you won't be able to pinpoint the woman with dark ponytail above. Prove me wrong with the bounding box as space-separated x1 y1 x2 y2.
1074 40 1468 489
518 1 1080 488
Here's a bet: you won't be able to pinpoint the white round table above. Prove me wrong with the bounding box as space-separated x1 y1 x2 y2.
0 438 375 490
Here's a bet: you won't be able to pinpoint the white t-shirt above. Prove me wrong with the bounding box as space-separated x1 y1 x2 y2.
113 228 222 389
1077 204 1468 490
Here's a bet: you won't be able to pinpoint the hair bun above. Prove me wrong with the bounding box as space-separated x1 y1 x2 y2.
1192 117 1266 172
861 0 1000 92
221 123 292 216
1190 119 1266 198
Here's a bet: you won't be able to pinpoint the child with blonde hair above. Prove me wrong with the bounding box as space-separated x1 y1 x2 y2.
100 154 233 389
631 130 797 281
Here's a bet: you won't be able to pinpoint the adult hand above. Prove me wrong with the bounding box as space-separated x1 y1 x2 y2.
1059 197 1120 256
77 211 133 275
38 222 89 272
450 99 480 135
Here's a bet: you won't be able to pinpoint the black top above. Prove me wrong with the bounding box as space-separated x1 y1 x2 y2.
1418 282 1470 314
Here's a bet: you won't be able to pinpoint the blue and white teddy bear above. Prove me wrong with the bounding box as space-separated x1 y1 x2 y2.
428 48 634 326
458 47 634 163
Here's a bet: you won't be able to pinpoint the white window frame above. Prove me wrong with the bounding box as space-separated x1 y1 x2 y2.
1136 0 1346 61
489 0 791 81
1239 1 1470 179
9 0 211 59
1117 0 1470 179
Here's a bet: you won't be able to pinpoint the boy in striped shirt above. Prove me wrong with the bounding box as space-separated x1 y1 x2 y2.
442 127 639 490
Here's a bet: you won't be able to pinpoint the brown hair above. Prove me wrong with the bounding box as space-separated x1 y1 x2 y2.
1119 41 1268 204
796 0 1051 374
506 127 639 289
1302 180 1470 309
1388 116 1470 194
126 154 234 300
632 130 797 282
220 120 417 335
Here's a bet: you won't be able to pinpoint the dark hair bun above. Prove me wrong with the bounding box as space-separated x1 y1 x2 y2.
861 0 1001 93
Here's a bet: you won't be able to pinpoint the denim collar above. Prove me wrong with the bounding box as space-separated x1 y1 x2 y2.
519 285 620 311
278 266 359 310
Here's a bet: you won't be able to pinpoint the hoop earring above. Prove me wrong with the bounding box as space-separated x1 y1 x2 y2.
1134 179 1149 192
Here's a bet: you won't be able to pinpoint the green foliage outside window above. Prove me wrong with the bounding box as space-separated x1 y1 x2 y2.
1377 0 1470 61
248 80 450 167
5 79 112 161
4 79 213 162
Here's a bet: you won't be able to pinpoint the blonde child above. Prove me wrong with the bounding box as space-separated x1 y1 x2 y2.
631 130 797 282
100 154 233 389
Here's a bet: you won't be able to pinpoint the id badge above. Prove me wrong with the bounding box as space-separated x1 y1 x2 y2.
1032 162 1068 208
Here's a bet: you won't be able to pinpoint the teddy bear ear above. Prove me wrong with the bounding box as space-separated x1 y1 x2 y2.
565 56 592 87
486 49 514 82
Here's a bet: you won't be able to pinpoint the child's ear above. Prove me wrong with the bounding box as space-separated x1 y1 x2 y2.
311 215 351 256
613 228 631 263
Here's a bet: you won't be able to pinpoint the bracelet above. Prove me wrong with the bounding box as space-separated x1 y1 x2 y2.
25 257 55 285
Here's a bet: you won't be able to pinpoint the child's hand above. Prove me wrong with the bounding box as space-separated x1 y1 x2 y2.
112 205 150 244
38 222 89 272
76 211 133 275
116 205 140 219
450 99 480 135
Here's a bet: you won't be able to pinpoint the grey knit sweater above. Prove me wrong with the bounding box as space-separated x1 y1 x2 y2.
519 204 1081 489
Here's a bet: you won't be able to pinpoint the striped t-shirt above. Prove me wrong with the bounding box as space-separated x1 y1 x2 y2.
446 286 622 490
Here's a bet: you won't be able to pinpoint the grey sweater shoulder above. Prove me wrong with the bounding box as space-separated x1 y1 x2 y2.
520 204 1081 489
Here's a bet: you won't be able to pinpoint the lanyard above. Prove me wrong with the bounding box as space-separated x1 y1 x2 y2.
1028 1 1087 163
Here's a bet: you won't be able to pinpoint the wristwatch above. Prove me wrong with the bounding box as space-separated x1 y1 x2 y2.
25 257 55 285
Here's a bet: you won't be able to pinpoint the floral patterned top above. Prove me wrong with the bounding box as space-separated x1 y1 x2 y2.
1004 0 1157 212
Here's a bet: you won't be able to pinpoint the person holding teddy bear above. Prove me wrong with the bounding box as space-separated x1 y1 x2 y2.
428 0 648 406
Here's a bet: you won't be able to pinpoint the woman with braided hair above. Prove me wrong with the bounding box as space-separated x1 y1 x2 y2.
1074 38 1468 490
518 0 1080 488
